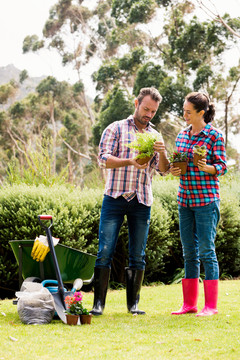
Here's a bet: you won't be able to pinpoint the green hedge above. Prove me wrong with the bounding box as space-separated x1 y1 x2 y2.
1 176 240 297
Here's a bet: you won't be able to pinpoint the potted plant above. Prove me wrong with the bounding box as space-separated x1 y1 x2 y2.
169 151 188 175
127 130 163 165
64 291 83 325
79 307 92 325
193 145 207 166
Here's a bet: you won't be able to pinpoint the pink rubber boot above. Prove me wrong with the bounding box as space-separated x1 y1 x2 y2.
171 278 199 315
196 279 218 317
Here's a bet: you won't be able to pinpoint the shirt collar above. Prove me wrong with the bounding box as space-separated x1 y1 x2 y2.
184 123 212 137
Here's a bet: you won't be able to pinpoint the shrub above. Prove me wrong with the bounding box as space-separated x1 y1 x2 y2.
1 175 240 297
0 184 103 297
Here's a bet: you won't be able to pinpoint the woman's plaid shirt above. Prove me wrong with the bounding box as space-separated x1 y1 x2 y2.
176 123 227 207
98 116 161 206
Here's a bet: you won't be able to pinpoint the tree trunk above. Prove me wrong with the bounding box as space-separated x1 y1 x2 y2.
50 98 57 174
224 99 228 149
67 149 73 184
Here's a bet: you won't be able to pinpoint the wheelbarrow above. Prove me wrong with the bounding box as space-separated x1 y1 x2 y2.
10 215 96 323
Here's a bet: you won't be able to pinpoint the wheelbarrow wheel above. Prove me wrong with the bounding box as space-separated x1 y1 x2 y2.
20 277 41 291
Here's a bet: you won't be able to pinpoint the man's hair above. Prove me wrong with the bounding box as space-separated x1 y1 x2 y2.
137 87 162 104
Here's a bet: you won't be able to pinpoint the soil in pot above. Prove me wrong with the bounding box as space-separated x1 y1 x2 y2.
172 161 188 175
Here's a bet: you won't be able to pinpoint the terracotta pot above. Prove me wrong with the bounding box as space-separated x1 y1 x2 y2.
80 314 92 325
136 155 152 165
172 161 188 175
66 314 79 325
193 153 205 166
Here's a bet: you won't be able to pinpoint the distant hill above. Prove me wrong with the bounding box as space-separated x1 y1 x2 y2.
0 64 45 105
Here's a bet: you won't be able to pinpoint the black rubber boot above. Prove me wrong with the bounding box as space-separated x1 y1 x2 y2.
90 267 110 316
126 267 145 315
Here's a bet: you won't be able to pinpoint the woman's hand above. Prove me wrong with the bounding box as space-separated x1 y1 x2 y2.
197 158 217 175
170 165 181 177
197 158 207 172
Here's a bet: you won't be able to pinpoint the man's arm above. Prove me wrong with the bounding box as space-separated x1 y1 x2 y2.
153 141 170 173
106 155 148 170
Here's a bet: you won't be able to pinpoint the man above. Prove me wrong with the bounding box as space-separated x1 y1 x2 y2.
90 87 168 316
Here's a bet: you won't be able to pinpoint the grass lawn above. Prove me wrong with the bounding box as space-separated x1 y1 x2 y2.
1 280 240 360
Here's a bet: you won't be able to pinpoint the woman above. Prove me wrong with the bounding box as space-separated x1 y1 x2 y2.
170 92 227 316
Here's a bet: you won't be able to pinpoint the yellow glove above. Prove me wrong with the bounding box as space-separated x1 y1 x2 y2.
31 239 50 262
31 235 59 262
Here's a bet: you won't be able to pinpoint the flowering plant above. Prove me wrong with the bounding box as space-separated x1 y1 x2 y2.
169 151 188 163
64 291 89 315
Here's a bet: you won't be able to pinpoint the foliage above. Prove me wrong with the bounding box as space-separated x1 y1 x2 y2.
5 140 69 187
111 0 156 25
1 176 240 297
169 151 188 163
127 130 163 159
193 145 207 156
92 85 134 146
0 184 103 296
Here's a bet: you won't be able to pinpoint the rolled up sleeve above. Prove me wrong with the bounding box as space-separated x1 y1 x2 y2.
98 123 119 169
212 135 227 177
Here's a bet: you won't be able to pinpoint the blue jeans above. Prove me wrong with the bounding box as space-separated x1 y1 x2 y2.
178 200 220 280
95 195 151 270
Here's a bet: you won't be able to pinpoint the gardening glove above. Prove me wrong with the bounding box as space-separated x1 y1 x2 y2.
31 235 59 262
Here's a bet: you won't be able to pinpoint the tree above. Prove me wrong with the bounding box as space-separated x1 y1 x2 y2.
92 84 134 146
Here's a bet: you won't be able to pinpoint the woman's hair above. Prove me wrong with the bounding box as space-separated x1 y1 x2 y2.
137 87 162 104
185 92 215 123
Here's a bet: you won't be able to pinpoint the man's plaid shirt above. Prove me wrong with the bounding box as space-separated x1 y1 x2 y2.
176 123 227 207
98 116 161 207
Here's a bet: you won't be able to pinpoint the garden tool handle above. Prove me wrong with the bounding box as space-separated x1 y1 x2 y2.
39 215 52 220
37 215 65 300
38 215 53 230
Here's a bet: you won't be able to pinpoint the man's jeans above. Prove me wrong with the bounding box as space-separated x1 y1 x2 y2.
95 195 151 270
178 200 220 280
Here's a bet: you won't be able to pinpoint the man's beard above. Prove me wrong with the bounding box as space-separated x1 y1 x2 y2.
134 108 150 126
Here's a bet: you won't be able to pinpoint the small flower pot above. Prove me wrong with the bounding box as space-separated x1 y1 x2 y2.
193 153 205 166
172 161 188 175
80 314 92 325
136 155 152 165
66 314 79 325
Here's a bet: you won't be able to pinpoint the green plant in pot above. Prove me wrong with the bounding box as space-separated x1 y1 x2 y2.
169 151 188 175
79 306 92 325
127 130 163 165
193 145 207 166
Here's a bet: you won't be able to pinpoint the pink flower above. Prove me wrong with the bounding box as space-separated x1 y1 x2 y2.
74 292 83 302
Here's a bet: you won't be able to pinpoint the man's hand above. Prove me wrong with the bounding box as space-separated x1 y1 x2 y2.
130 158 149 169
153 141 166 154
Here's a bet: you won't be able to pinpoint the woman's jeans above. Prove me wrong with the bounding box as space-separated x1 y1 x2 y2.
95 195 151 270
178 200 220 280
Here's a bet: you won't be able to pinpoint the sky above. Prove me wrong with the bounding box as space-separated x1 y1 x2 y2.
0 0 240 151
